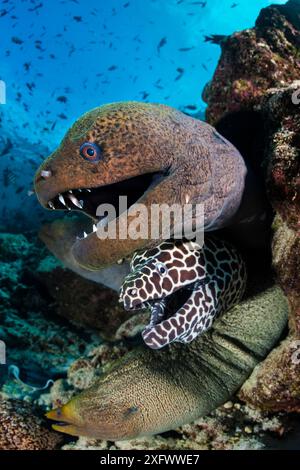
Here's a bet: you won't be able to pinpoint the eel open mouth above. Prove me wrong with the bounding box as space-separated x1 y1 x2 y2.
46 405 83 437
123 281 199 328
45 171 166 229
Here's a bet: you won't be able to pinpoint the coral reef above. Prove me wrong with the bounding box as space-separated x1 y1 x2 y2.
1 0 300 450
203 0 300 125
203 0 300 414
263 83 300 233
0 232 101 390
0 231 298 449
37 263 132 340
0 399 63 450
237 83 300 412
239 337 300 413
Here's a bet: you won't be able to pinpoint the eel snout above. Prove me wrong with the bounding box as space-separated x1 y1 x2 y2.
46 285 288 440
46 354 169 440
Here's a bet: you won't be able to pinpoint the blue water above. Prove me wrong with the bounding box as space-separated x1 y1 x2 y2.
0 0 286 229
1 0 286 143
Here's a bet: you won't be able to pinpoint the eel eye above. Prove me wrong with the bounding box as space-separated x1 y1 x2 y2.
155 262 168 276
128 288 137 296
79 142 102 162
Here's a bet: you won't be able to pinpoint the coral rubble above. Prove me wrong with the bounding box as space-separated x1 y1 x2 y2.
0 399 63 450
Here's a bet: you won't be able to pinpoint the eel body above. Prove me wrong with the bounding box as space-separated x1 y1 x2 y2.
47 285 288 439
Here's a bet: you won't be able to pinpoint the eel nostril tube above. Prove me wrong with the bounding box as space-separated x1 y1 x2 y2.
41 169 52 178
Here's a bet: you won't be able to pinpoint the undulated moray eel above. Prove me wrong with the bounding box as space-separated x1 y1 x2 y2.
46 285 288 439
34 102 286 439
120 237 247 349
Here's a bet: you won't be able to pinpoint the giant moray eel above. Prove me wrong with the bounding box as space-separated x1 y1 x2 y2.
34 102 285 438
35 101 268 274
46 285 288 439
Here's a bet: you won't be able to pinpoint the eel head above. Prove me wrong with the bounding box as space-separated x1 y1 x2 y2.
35 101 247 271
35 102 178 270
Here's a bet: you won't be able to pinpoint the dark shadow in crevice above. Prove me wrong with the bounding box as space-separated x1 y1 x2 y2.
215 110 266 178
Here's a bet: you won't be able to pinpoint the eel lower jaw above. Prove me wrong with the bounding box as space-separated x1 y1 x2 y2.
51 423 81 437
46 405 83 437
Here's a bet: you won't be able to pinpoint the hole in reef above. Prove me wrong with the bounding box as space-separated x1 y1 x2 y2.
215 110 266 178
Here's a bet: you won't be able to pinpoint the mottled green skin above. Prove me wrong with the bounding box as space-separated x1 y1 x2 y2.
47 285 288 439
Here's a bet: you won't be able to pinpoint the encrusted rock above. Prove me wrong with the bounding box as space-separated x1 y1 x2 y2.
204 0 300 125
263 82 300 232
0 399 63 450
203 0 300 415
239 337 300 412
272 214 300 333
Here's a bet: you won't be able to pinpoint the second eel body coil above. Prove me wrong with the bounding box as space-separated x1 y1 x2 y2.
120 237 247 349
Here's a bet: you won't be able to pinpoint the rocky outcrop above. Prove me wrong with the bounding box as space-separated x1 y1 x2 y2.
203 0 300 126
204 0 300 413
239 337 300 413
239 82 300 412
272 214 300 333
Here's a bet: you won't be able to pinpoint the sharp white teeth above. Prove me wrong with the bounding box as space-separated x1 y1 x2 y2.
41 170 52 178
48 201 55 209
83 231 88 238
117 258 124 265
78 189 82 192
93 224 97 232
27 190 34 197
68 194 83 209
58 194 66 206
69 190 73 193
86 189 91 192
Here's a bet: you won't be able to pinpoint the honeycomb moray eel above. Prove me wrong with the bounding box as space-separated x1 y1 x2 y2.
46 285 288 439
35 101 269 273
120 237 247 349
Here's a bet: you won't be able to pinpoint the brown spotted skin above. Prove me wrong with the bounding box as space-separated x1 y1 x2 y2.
34 102 247 270
120 237 247 349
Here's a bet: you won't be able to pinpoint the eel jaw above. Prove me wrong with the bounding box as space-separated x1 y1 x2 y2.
36 170 167 239
46 403 84 437
121 282 199 330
